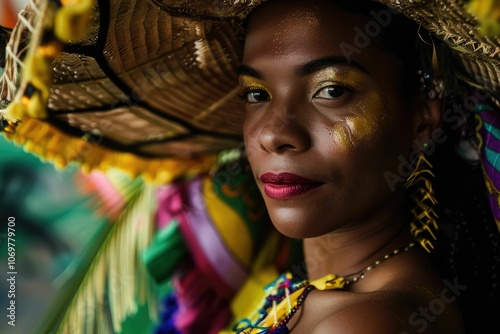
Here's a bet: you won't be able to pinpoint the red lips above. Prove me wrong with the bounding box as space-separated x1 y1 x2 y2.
259 172 323 200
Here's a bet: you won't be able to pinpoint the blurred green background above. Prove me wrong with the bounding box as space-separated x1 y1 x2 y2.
0 2 105 332
2 2 161 333
0 136 105 333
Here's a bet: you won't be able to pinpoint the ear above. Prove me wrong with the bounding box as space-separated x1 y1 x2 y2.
411 96 443 151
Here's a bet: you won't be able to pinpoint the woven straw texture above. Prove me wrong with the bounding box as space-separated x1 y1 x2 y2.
380 0 499 95
0 0 498 177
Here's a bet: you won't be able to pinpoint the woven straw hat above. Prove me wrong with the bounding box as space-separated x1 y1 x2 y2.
0 0 499 183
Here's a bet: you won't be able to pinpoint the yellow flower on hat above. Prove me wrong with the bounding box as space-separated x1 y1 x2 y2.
55 0 95 42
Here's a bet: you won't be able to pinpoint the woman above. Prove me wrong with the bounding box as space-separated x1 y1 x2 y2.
230 0 494 333
0 0 498 333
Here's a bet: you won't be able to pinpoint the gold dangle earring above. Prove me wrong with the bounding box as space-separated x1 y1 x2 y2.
404 140 439 253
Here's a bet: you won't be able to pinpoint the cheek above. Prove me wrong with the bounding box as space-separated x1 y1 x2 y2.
243 111 256 144
327 94 387 151
243 113 262 164
324 95 411 187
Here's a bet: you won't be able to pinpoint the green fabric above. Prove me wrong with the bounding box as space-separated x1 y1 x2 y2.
141 219 188 285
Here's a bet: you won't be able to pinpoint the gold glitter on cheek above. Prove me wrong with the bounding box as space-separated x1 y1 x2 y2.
349 115 376 142
329 124 351 150
349 93 386 140
329 122 353 150
328 92 386 150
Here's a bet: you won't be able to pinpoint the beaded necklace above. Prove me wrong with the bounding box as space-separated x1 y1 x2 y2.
232 242 416 334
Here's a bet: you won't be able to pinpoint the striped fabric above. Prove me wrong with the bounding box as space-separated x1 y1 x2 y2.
476 101 500 233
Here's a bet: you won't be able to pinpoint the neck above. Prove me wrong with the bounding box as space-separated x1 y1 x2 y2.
302 206 412 282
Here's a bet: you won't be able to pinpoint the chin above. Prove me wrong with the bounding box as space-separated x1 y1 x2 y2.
269 212 324 239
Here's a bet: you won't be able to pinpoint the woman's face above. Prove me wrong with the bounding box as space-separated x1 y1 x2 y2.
241 0 421 238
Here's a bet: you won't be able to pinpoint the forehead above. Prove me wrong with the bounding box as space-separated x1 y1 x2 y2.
241 0 409 92
242 0 395 71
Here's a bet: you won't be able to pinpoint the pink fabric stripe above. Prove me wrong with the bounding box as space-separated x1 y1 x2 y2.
156 184 184 229
179 177 248 297
178 213 232 298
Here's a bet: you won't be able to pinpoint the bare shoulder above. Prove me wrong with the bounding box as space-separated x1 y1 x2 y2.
310 284 465 334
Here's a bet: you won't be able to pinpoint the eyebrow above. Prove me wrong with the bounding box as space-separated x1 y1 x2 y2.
238 56 368 79
297 56 368 76
238 65 264 79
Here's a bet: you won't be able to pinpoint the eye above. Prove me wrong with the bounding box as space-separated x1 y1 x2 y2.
314 85 351 99
240 89 271 103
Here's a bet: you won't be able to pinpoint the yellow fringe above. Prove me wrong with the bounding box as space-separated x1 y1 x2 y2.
55 182 156 333
3 0 63 122
3 117 217 184
1 0 217 185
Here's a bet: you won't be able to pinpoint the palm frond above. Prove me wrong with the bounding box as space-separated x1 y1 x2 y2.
34 173 158 334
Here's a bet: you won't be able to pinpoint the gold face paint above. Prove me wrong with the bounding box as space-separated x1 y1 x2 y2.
329 122 352 150
311 68 365 94
309 68 368 150
239 75 273 99
329 101 386 150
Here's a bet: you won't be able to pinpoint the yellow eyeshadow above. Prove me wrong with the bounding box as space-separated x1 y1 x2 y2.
312 68 365 90
239 76 273 98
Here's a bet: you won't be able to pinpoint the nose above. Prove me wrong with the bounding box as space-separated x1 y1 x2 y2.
256 101 311 154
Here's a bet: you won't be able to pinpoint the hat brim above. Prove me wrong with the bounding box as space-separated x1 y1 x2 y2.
1 0 499 180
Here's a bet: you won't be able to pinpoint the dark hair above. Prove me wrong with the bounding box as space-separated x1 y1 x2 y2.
334 1 500 332
241 1 500 331
334 0 428 97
